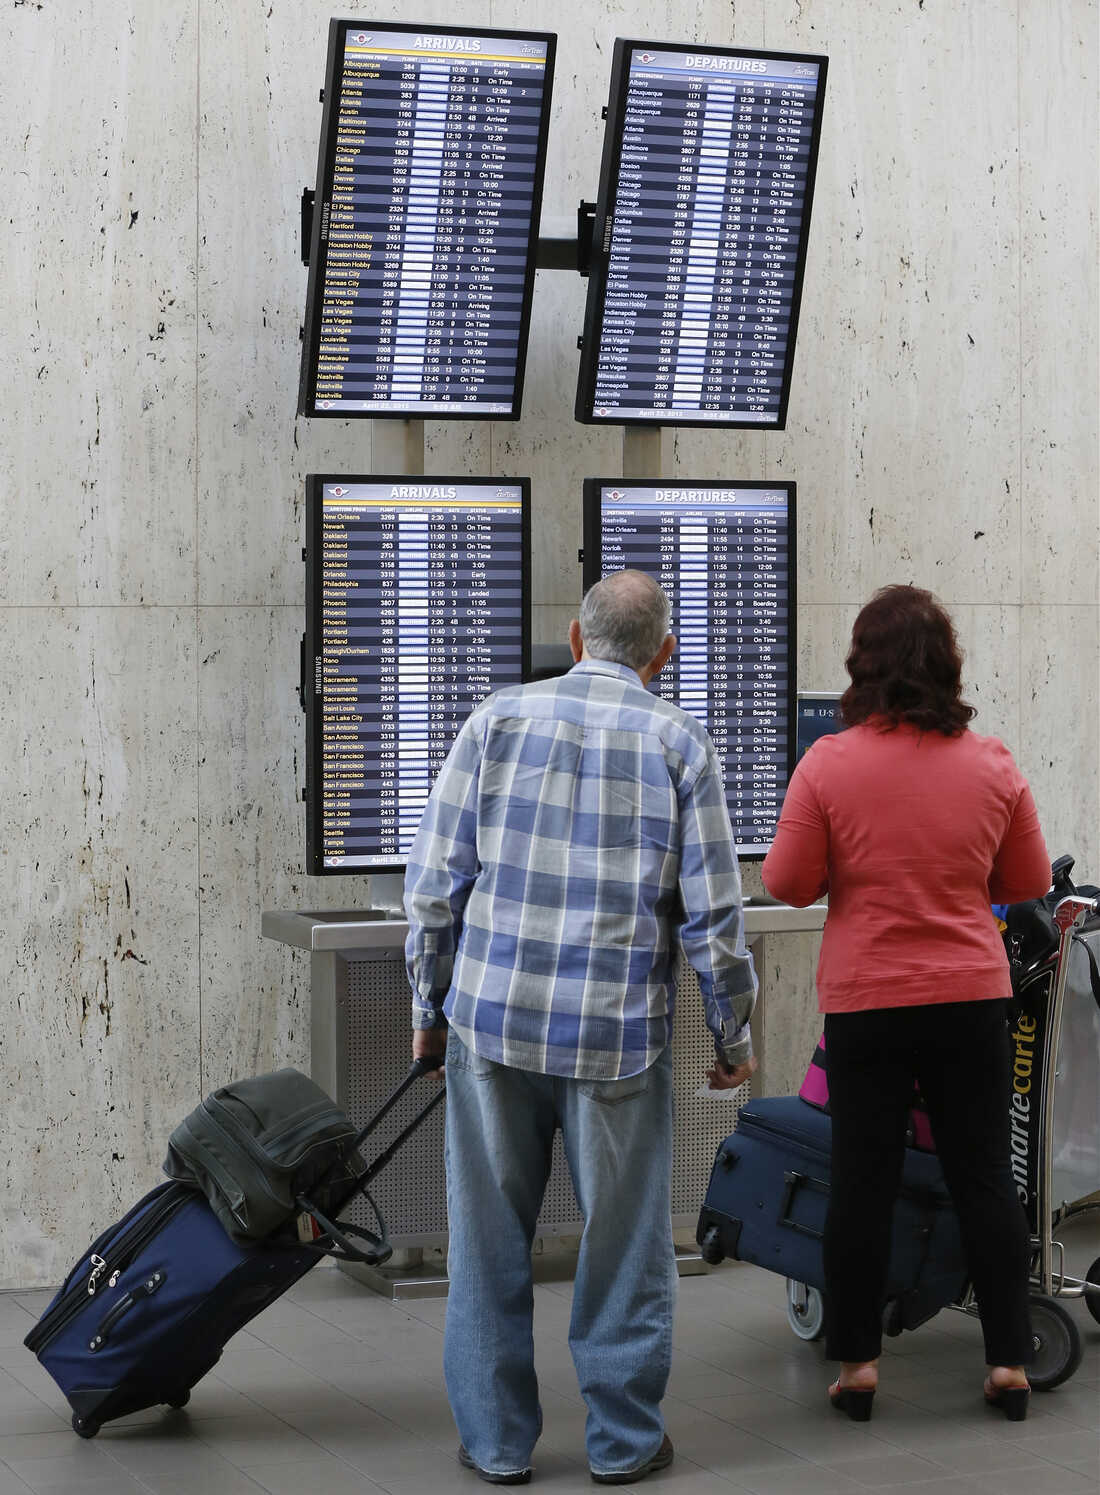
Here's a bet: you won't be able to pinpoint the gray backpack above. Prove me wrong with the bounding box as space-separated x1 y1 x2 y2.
163 1060 443 1263
164 1068 371 1253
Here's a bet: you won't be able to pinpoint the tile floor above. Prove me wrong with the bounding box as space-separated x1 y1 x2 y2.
1 1218 1097 1495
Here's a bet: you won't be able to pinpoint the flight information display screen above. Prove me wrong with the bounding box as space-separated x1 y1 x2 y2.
305 477 529 872
299 21 555 419
796 692 842 759
576 40 827 428
583 480 795 856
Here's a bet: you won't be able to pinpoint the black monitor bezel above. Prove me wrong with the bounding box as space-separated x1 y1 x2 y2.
298 18 557 422
582 476 797 860
795 690 844 760
304 473 532 876
574 38 829 430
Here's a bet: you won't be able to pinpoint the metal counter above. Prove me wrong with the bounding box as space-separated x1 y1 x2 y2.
263 900 825 1296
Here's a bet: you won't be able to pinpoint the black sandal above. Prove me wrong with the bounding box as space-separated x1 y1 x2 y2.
829 1380 876 1421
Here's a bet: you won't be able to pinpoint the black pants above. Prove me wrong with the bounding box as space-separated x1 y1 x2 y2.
822 999 1033 1366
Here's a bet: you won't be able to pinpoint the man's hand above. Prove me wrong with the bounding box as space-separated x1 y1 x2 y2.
705 1055 758 1091
412 1026 448 1076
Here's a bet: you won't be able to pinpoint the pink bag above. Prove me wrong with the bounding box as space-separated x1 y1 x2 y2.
798 1035 937 1153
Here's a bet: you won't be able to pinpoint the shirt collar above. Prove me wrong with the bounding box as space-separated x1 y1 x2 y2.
571 658 644 686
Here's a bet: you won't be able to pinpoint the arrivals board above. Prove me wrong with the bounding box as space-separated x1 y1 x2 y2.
305 477 530 872
299 21 555 418
576 41 827 427
584 480 795 856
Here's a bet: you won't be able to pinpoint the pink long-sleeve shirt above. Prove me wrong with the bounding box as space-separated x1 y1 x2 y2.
762 721 1050 1012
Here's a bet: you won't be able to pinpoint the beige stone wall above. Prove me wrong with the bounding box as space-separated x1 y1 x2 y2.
2 0 1097 1285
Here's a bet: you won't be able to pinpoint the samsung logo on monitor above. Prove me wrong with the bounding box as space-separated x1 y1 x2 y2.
391 485 457 498
684 55 768 72
413 35 482 51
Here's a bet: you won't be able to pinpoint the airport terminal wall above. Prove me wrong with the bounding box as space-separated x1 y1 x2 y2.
1 0 1096 1286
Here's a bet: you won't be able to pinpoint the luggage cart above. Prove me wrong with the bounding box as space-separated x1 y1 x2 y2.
782 857 1100 1389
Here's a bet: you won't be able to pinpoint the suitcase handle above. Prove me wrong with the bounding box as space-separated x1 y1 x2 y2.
294 1080 448 1265
354 1081 447 1191
345 1055 444 1161
88 1271 166 1351
778 1169 828 1239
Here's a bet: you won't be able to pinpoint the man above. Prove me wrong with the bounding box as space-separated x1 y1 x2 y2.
404 570 757 1486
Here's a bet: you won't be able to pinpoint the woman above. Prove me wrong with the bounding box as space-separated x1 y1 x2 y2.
762 585 1050 1422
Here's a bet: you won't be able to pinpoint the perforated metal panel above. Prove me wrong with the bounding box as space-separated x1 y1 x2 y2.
343 954 448 1241
667 964 752 1217
336 953 748 1247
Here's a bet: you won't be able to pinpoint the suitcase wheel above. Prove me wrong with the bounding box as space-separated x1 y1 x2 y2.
785 1279 825 1342
699 1224 725 1266
166 1391 191 1410
72 1413 99 1439
882 1298 905 1338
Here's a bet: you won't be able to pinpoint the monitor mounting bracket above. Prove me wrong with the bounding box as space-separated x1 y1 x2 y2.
301 189 315 266
534 202 595 277
302 189 593 277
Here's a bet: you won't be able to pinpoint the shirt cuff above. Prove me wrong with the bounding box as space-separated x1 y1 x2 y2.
411 1004 448 1031
717 1026 753 1067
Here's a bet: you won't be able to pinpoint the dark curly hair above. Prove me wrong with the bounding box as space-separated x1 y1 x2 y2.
841 585 975 736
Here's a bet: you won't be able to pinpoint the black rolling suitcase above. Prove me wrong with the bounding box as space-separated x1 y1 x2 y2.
696 1096 968 1333
25 1058 444 1438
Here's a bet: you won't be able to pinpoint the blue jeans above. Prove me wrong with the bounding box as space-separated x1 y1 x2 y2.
443 1034 676 1477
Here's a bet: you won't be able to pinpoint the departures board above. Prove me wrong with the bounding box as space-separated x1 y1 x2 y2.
299 21 555 419
305 478 529 872
584 480 795 857
576 41 827 428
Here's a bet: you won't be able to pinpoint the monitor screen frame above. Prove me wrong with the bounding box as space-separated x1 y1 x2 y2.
582 476 797 860
304 472 532 876
574 38 828 430
297 18 557 422
795 690 844 760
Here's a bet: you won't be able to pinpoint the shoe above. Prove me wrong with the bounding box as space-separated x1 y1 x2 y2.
984 1378 1030 1421
457 1444 532 1485
591 1433 674 1484
828 1381 875 1421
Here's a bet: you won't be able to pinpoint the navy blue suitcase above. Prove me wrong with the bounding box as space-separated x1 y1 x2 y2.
26 1061 444 1438
24 1182 322 1436
696 1097 968 1334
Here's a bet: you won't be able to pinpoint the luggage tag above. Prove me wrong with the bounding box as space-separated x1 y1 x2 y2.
296 1211 325 1243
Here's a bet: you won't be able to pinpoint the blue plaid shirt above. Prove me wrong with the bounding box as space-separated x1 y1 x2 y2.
404 659 757 1080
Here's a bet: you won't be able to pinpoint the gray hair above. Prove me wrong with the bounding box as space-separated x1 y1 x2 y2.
578 570 671 672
